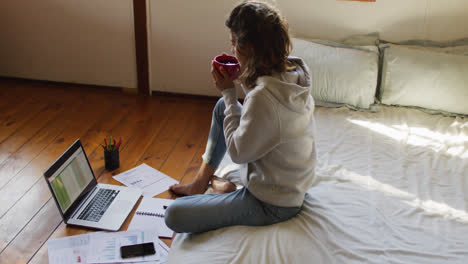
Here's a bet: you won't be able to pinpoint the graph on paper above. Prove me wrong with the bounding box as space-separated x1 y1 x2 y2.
87 230 158 263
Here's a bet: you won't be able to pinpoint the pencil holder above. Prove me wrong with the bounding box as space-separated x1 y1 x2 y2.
104 149 120 171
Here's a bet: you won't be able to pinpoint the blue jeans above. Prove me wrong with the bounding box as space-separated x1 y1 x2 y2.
165 98 302 233
200 97 231 170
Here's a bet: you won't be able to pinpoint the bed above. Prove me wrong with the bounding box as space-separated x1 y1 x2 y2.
167 37 468 263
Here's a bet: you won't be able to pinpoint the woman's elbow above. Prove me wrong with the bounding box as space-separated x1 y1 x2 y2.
230 155 245 164
228 151 252 164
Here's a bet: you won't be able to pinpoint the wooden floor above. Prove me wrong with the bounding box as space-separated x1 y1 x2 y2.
0 78 217 264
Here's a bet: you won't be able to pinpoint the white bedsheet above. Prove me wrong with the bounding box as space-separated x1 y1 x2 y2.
168 106 468 264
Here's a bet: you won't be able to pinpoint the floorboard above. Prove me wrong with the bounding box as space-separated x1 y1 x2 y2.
0 78 217 264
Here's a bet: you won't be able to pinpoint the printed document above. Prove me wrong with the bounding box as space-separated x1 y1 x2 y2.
87 230 157 263
48 230 169 264
48 233 90 264
113 163 178 197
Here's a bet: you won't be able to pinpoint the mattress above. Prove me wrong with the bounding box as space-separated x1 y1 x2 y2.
167 105 468 264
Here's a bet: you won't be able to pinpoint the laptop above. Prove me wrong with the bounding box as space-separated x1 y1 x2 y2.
44 139 142 231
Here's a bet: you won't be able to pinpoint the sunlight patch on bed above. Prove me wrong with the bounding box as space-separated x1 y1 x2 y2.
347 119 468 158
334 168 468 224
347 119 406 141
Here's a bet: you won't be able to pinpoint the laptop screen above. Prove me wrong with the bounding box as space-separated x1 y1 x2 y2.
47 146 94 213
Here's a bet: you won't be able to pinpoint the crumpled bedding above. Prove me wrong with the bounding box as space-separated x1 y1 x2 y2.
167 105 468 264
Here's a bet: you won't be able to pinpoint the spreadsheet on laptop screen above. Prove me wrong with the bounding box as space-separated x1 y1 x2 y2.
48 148 94 213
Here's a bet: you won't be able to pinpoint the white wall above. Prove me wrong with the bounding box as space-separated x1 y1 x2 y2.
279 0 468 42
1 0 466 93
148 0 234 96
148 0 468 96
0 0 137 89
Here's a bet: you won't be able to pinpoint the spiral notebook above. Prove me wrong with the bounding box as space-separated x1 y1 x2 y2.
127 197 174 238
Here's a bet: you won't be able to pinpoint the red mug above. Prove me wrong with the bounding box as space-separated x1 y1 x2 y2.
213 54 240 80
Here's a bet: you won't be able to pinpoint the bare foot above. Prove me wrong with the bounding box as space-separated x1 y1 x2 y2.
169 180 208 196
169 161 215 196
211 176 237 194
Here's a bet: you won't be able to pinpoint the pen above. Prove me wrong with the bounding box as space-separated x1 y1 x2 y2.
115 137 122 150
109 136 113 151
104 138 108 151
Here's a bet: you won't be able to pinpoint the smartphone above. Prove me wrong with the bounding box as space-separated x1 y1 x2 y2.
120 242 156 259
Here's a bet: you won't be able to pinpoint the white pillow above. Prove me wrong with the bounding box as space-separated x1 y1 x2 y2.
292 38 379 110
380 43 468 56
380 45 468 115
341 32 380 46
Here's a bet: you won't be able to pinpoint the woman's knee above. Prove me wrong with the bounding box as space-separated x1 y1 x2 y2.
164 202 187 233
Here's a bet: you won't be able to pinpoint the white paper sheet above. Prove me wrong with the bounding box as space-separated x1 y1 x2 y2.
87 230 158 263
128 197 174 238
48 230 170 264
112 163 178 197
105 236 170 264
48 233 91 264
155 240 170 264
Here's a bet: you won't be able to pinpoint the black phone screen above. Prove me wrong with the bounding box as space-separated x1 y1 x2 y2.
120 242 156 259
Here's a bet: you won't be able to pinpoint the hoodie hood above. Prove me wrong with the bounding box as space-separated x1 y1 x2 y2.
255 56 312 113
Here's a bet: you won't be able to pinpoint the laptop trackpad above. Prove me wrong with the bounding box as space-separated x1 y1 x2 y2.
106 200 133 216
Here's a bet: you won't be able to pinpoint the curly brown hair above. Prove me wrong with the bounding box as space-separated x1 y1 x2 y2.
226 1 292 89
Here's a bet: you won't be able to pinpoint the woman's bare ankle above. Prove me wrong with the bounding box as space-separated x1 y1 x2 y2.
210 176 236 194
168 161 217 196
169 180 208 196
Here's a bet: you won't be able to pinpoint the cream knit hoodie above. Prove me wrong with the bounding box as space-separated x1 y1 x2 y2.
221 57 317 207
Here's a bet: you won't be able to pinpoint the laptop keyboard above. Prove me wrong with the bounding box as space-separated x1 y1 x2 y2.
77 189 119 222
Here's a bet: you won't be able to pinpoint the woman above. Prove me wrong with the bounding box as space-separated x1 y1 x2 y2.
165 0 316 234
